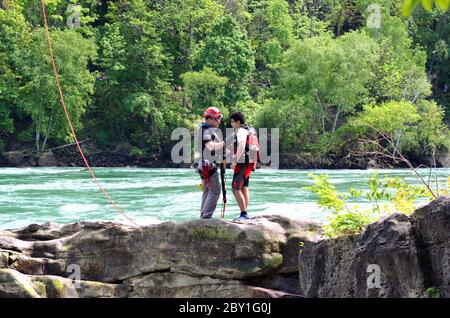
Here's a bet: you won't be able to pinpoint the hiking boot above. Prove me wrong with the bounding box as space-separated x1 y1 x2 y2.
233 215 250 221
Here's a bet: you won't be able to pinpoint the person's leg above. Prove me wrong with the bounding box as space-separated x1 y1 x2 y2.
200 179 209 218
202 172 221 218
232 165 245 211
232 187 247 212
242 186 249 210
232 165 248 219
241 164 253 212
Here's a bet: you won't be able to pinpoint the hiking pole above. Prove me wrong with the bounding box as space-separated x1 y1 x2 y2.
220 158 227 219
220 119 228 219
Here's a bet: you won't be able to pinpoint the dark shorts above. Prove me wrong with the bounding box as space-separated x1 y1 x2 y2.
232 163 255 190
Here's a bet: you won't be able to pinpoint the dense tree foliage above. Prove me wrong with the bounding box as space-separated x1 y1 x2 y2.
181 67 228 113
195 14 255 106
17 28 96 152
0 1 26 148
0 0 449 164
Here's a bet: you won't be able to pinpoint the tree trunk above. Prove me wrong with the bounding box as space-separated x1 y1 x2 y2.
393 130 402 158
322 115 325 134
412 91 420 103
35 128 41 153
331 107 341 135
41 135 48 153
315 92 326 134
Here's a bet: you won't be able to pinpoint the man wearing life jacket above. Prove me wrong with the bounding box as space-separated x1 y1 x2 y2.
230 111 258 221
196 107 227 219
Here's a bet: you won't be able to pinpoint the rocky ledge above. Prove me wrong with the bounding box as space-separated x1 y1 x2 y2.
0 215 323 298
0 196 448 298
298 196 450 298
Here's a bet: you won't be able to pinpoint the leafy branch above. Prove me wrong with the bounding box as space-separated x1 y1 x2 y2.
403 0 449 16
349 123 442 199
305 172 435 237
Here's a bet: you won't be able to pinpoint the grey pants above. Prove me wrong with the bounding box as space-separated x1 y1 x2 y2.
200 172 221 219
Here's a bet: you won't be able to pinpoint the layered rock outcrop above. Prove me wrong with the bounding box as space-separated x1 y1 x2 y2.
0 215 323 298
298 196 449 298
1 196 448 298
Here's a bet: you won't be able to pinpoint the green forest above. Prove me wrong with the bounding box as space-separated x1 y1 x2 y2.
1 0 449 167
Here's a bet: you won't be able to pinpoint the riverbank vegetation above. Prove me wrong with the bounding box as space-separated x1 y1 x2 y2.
0 0 449 166
306 172 449 237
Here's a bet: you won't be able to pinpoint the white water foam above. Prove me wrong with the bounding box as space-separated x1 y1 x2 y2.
58 203 102 214
0 168 85 175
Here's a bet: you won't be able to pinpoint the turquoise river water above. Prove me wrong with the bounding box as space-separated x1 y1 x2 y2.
0 167 448 230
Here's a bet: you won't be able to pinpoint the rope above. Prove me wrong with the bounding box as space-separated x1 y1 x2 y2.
40 0 139 227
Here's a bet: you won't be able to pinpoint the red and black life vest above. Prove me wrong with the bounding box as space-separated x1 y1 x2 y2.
200 122 215 157
233 124 260 164
197 123 220 181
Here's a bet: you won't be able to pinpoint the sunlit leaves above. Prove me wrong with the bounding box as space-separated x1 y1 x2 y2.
436 0 450 10
306 172 433 237
271 31 377 146
422 0 434 11
346 100 449 157
196 15 255 106
403 0 449 16
181 67 228 112
16 28 96 149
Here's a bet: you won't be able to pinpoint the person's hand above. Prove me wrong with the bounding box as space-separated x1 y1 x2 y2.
231 161 236 170
224 134 234 144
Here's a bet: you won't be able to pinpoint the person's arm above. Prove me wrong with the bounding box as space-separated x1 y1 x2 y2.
232 129 247 167
202 127 225 151
205 140 225 151
233 141 246 165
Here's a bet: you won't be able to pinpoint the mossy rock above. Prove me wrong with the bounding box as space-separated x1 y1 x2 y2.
0 252 8 268
51 279 66 295
31 281 47 298
0 269 41 298
261 253 283 269
190 226 235 241
32 276 77 298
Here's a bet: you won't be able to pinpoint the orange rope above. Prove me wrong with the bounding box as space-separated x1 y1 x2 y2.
40 0 139 227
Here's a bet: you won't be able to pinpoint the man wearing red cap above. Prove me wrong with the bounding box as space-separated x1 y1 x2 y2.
196 107 227 219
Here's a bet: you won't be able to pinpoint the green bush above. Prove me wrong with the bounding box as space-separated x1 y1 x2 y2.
233 100 262 126
181 67 228 112
426 287 441 298
130 146 144 158
305 173 433 237
324 210 373 238
344 100 450 159
403 100 450 156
